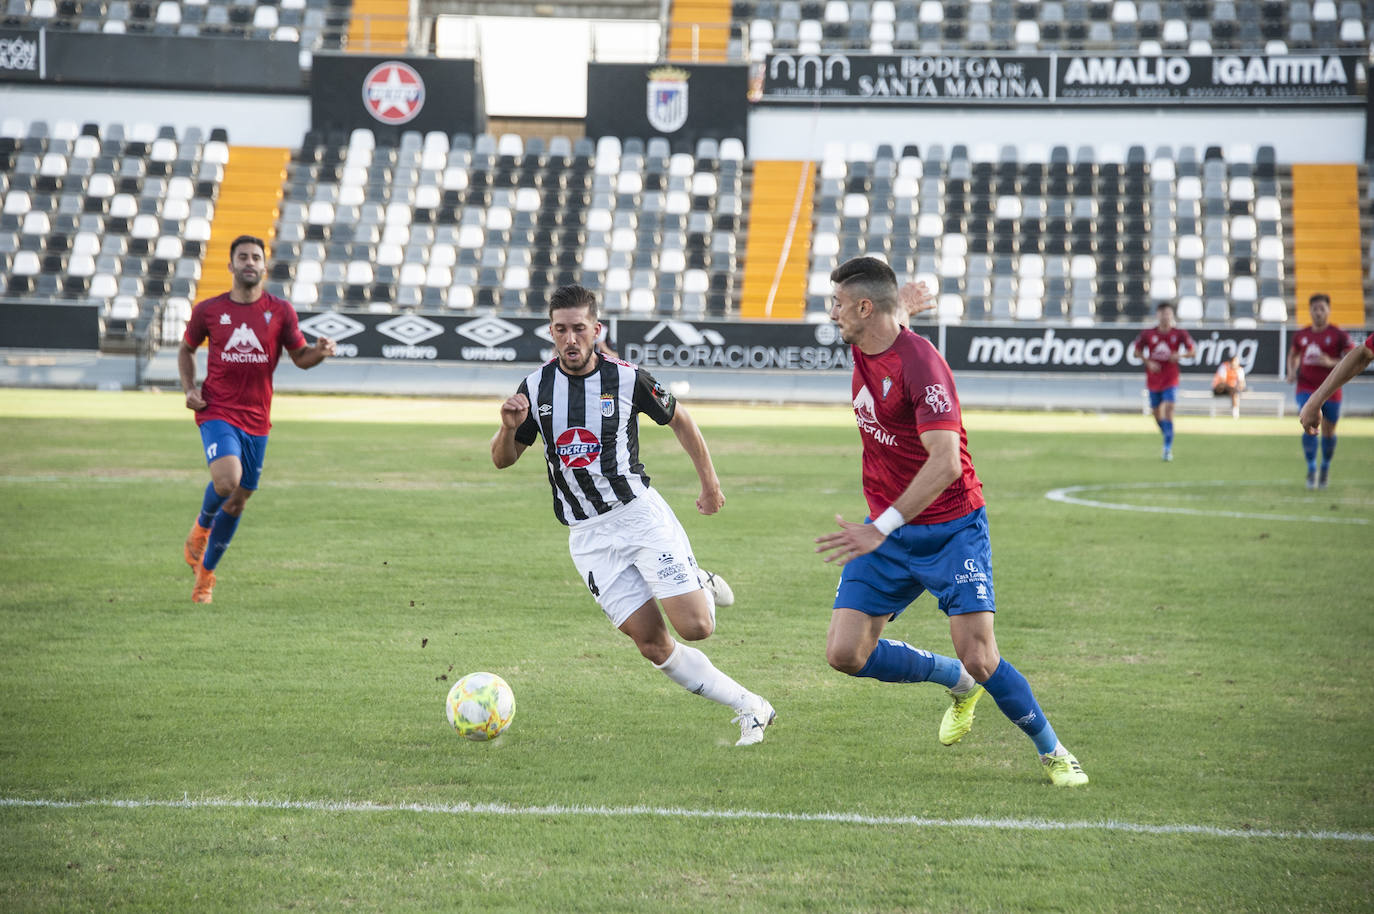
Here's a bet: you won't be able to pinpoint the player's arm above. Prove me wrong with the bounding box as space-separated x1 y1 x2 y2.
668 404 724 515
288 336 336 369
1286 344 1300 383
815 428 961 565
491 393 530 468
1299 341 1374 433
177 338 206 411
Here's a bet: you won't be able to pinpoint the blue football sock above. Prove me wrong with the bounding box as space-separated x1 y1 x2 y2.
1321 436 1337 469
854 639 963 688
981 658 1059 755
1160 420 1174 449
1302 434 1319 472
202 510 240 571
197 482 226 529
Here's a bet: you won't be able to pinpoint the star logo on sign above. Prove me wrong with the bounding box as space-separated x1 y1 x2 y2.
361 62 426 126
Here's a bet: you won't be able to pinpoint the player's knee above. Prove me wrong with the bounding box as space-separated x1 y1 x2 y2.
959 651 999 682
677 616 713 641
826 643 868 675
635 638 675 666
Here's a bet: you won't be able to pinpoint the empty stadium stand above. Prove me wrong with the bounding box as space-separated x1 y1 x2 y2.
729 0 1373 58
268 129 749 319
0 117 227 348
1 0 354 56
3 117 1369 355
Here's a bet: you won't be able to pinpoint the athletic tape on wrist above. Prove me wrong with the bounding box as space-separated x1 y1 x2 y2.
872 506 904 536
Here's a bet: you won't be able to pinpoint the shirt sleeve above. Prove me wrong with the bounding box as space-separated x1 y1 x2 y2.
1337 328 1353 353
902 338 963 432
280 302 307 352
512 379 540 446
1130 330 1146 354
632 368 677 425
1178 329 1196 351
183 302 207 347
1364 333 1374 352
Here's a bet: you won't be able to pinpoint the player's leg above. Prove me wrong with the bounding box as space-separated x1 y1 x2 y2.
1296 392 1320 486
576 506 772 744
1318 401 1340 487
1158 390 1176 459
948 612 1084 785
827 531 971 691
202 428 265 572
187 421 235 568
616 594 774 745
932 509 1085 784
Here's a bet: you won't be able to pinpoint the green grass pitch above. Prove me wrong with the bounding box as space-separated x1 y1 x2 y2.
1 389 1371 912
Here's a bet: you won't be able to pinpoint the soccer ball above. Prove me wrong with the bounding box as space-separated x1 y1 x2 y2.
445 672 515 741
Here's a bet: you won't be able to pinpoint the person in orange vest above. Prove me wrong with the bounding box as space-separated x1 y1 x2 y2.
1211 355 1246 419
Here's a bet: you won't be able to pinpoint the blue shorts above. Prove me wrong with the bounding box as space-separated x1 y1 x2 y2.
198 419 268 490
1148 387 1178 409
833 507 996 619
1295 392 1341 424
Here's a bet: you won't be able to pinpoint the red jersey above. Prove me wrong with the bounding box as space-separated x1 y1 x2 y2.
182 291 305 435
1291 324 1353 400
1365 333 1374 352
851 328 984 526
1131 326 1196 392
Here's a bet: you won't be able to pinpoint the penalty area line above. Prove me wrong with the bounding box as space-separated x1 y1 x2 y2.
1 796 1370 843
1046 480 1370 525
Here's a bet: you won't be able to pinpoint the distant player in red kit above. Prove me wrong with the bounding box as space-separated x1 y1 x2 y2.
815 256 1087 787
178 235 336 603
1287 293 1355 489
1132 302 1196 462
1299 331 1374 439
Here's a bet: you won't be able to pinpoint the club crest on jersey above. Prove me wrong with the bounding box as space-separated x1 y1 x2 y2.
600 393 615 417
555 426 601 469
220 313 231 324
263 311 272 325
881 376 892 399
923 384 952 414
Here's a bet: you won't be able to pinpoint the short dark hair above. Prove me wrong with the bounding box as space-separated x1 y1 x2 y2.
230 234 267 259
1309 293 1330 308
1157 301 1175 312
829 256 899 314
548 284 599 321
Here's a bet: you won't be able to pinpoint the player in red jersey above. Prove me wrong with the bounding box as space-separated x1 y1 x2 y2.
1300 332 1374 436
178 235 336 603
1131 302 1196 461
1287 294 1355 489
814 257 1087 787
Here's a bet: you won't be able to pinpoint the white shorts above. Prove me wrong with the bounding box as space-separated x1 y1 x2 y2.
567 488 701 628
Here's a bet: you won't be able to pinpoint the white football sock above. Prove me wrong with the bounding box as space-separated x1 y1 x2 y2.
655 641 751 711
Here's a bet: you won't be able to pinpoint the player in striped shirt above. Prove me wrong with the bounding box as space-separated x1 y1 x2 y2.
815 257 1087 787
490 285 774 746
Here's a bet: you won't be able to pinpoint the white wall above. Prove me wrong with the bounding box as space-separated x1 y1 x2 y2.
748 106 1368 163
0 85 311 147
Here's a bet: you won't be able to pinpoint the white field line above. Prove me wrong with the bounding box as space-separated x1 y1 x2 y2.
1 796 1370 843
1046 481 1371 525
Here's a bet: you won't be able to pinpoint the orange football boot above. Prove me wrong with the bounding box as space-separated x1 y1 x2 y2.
192 562 216 604
184 522 211 570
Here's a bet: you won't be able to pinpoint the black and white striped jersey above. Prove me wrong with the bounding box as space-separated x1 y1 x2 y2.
513 356 677 526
